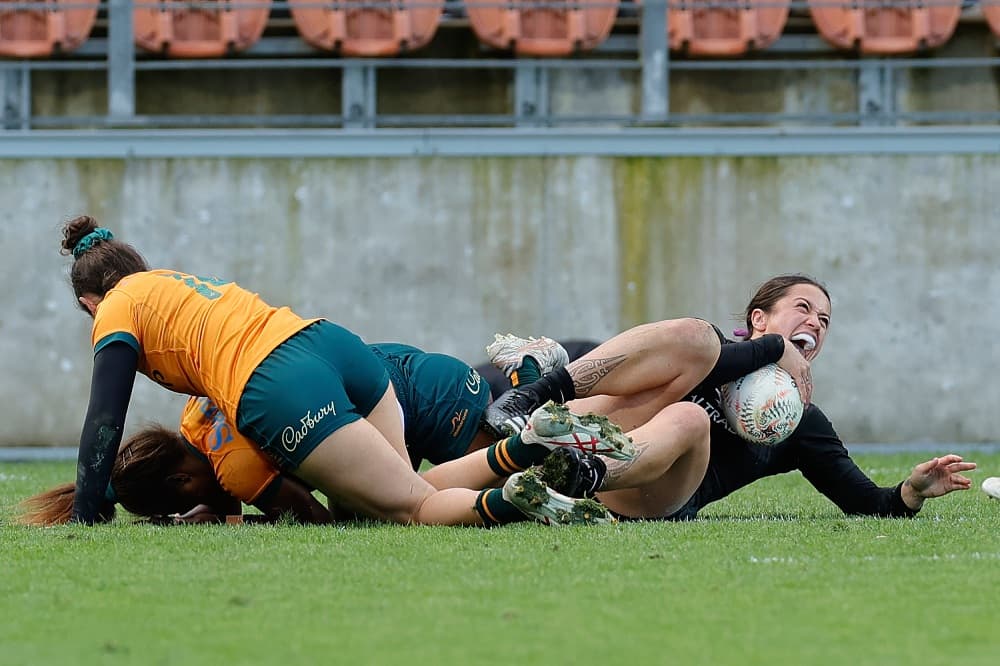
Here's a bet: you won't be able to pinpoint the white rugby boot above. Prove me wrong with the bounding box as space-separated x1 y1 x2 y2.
487 333 569 378
521 401 636 461
502 468 615 526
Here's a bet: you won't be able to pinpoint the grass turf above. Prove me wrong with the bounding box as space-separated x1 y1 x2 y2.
1 451 998 665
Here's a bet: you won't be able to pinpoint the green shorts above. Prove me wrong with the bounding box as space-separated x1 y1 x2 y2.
369 343 491 468
237 320 390 470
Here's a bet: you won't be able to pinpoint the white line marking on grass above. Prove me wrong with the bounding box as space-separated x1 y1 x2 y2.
748 552 1000 564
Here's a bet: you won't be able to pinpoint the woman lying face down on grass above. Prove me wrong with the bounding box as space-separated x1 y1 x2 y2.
18 399 330 525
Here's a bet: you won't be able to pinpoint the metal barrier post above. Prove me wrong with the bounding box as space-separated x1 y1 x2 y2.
2 66 30 130
108 0 136 118
859 60 896 126
343 64 376 129
514 63 549 127
640 0 669 121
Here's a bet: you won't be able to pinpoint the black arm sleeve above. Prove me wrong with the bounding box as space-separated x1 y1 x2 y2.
700 334 785 388
793 408 919 518
70 342 139 524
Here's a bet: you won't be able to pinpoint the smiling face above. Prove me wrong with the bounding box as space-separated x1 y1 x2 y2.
749 283 831 362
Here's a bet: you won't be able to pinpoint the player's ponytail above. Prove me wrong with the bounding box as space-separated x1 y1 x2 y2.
17 482 116 526
17 423 188 524
17 424 187 524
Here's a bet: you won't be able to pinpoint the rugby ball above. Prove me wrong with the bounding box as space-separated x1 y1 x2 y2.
720 364 803 445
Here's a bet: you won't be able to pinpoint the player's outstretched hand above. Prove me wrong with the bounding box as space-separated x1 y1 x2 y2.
906 455 977 501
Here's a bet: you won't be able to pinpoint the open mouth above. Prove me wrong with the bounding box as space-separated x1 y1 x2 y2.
790 333 817 354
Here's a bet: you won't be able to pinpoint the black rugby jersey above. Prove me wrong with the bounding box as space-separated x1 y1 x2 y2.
672 337 917 520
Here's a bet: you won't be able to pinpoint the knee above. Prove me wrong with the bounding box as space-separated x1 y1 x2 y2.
673 318 721 364
644 318 719 364
389 486 437 525
664 402 712 449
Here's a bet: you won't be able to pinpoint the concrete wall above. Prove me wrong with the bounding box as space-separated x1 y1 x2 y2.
2 153 998 446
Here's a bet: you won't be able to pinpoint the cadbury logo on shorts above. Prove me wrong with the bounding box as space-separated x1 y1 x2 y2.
466 368 482 395
282 401 337 452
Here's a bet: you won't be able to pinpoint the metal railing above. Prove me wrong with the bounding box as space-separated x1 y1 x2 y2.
0 1 999 130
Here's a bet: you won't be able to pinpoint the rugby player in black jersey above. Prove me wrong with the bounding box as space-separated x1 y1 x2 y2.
483 274 976 519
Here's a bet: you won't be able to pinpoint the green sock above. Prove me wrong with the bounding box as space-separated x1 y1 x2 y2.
486 433 549 476
510 356 541 387
474 488 528 527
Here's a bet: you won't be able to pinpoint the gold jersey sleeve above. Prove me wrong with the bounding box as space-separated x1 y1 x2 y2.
92 270 317 424
179 397 279 504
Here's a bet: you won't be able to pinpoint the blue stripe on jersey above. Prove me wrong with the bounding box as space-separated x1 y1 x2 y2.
94 331 140 355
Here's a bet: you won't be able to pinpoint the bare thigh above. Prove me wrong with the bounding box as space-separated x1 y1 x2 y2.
294 413 436 525
596 403 710 518
364 383 409 463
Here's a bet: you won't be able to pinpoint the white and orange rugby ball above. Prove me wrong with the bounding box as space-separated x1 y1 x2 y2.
720 364 804 446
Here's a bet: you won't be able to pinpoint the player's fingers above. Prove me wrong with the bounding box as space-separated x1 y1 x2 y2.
798 374 812 405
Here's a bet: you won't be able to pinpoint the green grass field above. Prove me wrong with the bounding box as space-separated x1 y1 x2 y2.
2 451 998 665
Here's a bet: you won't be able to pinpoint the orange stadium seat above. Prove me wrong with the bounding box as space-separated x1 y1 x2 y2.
289 0 442 56
133 0 271 57
984 3 1000 39
0 0 97 57
668 0 789 56
809 0 962 54
465 0 618 56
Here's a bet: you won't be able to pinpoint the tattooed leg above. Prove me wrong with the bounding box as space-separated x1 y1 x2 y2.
569 355 626 398
600 443 649 489
593 402 711 518
566 318 720 400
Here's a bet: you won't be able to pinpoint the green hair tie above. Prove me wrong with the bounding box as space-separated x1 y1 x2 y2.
72 227 114 259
